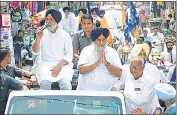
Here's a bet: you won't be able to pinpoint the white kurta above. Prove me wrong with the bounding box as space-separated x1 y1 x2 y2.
144 62 161 83
93 16 101 25
77 44 122 91
150 32 164 42
61 14 76 35
160 50 176 66
34 28 74 84
113 68 159 114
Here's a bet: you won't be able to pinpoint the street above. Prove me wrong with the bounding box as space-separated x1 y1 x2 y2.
0 1 176 115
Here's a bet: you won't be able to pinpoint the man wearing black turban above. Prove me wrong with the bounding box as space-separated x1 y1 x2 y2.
33 8 74 90
99 10 105 19
77 27 123 91
78 8 87 14
41 8 62 32
61 6 76 36
63 6 71 12
91 8 101 25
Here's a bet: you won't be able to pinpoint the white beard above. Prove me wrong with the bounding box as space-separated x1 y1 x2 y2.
47 24 58 32
94 43 105 57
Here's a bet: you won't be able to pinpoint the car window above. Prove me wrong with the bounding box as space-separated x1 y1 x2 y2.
104 9 122 29
7 95 123 114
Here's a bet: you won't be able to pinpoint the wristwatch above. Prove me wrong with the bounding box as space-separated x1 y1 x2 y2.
106 62 111 66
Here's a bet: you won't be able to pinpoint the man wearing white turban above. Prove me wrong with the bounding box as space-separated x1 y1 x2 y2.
155 83 176 114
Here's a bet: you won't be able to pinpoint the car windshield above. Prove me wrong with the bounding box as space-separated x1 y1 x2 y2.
104 9 122 29
7 95 123 114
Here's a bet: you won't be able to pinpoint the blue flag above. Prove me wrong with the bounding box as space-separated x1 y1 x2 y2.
124 8 132 43
124 27 132 43
127 1 139 32
124 1 139 43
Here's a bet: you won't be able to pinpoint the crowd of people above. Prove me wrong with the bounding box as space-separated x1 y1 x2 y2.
0 5 176 115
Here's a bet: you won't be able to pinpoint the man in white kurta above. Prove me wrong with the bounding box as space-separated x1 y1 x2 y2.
160 41 176 68
61 6 76 36
91 8 101 25
112 56 159 114
150 27 164 42
128 43 161 83
76 27 122 91
32 9 73 90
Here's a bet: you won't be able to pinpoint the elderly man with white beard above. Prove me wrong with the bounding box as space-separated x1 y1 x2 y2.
32 9 73 90
76 27 122 91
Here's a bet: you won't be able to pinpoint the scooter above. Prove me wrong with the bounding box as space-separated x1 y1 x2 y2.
21 45 33 66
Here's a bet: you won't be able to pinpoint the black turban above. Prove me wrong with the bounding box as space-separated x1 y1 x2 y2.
63 6 71 12
78 8 87 14
95 20 101 27
0 48 10 63
91 27 110 42
91 8 99 14
45 9 62 24
99 10 105 15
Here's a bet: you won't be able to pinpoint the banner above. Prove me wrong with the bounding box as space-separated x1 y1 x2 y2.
1 14 11 27
120 2 126 27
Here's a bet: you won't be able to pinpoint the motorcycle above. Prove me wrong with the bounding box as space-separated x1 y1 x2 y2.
21 45 33 66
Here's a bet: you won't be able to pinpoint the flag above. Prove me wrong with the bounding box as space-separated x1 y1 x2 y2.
157 2 164 6
123 5 132 43
120 2 126 27
78 11 84 30
126 1 140 40
100 16 109 29
134 26 140 40
124 26 132 43
127 1 139 32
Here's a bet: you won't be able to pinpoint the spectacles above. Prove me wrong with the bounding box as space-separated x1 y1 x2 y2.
167 45 173 47
130 64 142 71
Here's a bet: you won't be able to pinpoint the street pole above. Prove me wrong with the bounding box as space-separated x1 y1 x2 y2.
153 1 157 18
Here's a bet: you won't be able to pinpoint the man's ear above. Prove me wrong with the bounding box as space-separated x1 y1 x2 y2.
5 56 9 61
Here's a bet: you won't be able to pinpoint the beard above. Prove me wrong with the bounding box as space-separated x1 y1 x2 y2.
94 44 105 56
47 24 58 32
167 47 173 52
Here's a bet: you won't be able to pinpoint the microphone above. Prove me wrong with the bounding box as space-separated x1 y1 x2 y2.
36 24 47 34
